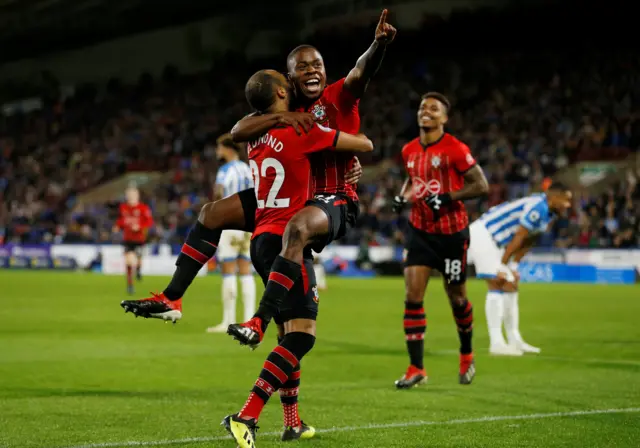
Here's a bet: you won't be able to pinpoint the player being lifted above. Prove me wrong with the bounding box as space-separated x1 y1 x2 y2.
121 10 395 325
468 183 572 355
113 186 153 295
393 93 489 387
222 70 373 447
206 134 256 334
227 9 396 347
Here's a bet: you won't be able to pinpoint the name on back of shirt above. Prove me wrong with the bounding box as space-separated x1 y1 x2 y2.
247 133 283 155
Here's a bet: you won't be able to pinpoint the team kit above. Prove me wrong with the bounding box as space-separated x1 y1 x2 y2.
116 10 573 448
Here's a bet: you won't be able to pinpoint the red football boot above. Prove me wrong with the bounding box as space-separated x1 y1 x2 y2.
394 365 428 389
121 292 182 323
227 317 265 350
459 353 475 385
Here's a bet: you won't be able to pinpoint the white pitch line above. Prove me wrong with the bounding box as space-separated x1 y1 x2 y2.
429 349 640 366
62 407 640 448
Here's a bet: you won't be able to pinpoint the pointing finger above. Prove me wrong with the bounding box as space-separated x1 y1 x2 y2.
378 9 388 26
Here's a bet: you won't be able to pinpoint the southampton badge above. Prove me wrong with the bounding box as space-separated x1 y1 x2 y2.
431 156 441 168
312 285 319 303
311 104 327 122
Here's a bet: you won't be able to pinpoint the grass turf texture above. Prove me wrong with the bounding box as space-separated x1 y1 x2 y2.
1 271 639 448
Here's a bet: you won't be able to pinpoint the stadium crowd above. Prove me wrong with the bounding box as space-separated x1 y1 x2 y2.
1 7 639 249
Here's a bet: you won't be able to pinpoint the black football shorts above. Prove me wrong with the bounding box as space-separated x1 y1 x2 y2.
404 224 470 285
306 193 359 253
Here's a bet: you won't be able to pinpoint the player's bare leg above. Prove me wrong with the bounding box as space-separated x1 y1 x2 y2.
502 279 540 354
395 265 430 389
223 319 317 446
122 193 250 322
445 281 475 384
485 277 523 356
228 207 328 345
124 251 138 295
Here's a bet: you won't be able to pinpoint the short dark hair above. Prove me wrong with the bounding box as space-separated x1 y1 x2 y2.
547 181 570 193
245 70 286 113
216 133 240 152
422 92 451 112
287 44 318 68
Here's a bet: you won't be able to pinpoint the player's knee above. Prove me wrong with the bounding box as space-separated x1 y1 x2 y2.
280 331 316 361
447 290 467 307
125 252 137 266
405 287 424 304
198 201 216 226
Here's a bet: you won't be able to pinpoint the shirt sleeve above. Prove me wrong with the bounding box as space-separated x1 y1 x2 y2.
453 142 477 173
520 200 547 231
299 123 339 154
325 78 359 111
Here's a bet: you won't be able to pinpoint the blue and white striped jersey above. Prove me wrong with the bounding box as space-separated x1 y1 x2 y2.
479 193 552 247
215 160 253 198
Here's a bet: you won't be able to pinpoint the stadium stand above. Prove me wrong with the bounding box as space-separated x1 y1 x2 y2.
0 6 638 248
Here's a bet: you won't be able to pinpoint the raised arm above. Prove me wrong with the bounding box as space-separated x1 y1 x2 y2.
344 9 396 99
230 112 316 142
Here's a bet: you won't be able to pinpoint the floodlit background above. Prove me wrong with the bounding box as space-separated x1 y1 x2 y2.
1 0 639 447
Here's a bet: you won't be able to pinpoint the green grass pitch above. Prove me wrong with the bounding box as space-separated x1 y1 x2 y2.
1 271 639 448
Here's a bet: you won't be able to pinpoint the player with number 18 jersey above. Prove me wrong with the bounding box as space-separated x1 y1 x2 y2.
393 92 489 391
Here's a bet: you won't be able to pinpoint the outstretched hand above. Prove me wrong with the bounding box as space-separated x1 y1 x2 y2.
375 9 397 44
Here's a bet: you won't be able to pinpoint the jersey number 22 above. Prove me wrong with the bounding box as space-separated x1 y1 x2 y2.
249 158 290 209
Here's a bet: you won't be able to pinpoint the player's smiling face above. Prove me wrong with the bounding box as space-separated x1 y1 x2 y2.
418 98 447 129
288 48 327 101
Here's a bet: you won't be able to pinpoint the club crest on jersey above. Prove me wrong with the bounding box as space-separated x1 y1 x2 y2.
311 104 327 122
312 285 319 303
431 156 441 168
412 177 441 198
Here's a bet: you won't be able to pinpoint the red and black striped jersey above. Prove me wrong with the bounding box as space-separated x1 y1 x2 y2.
402 133 476 235
296 78 360 202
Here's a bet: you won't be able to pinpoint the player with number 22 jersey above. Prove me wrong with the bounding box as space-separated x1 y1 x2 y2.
222 70 373 448
249 123 341 238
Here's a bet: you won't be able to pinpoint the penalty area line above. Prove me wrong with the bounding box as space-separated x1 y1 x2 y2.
62 407 640 448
